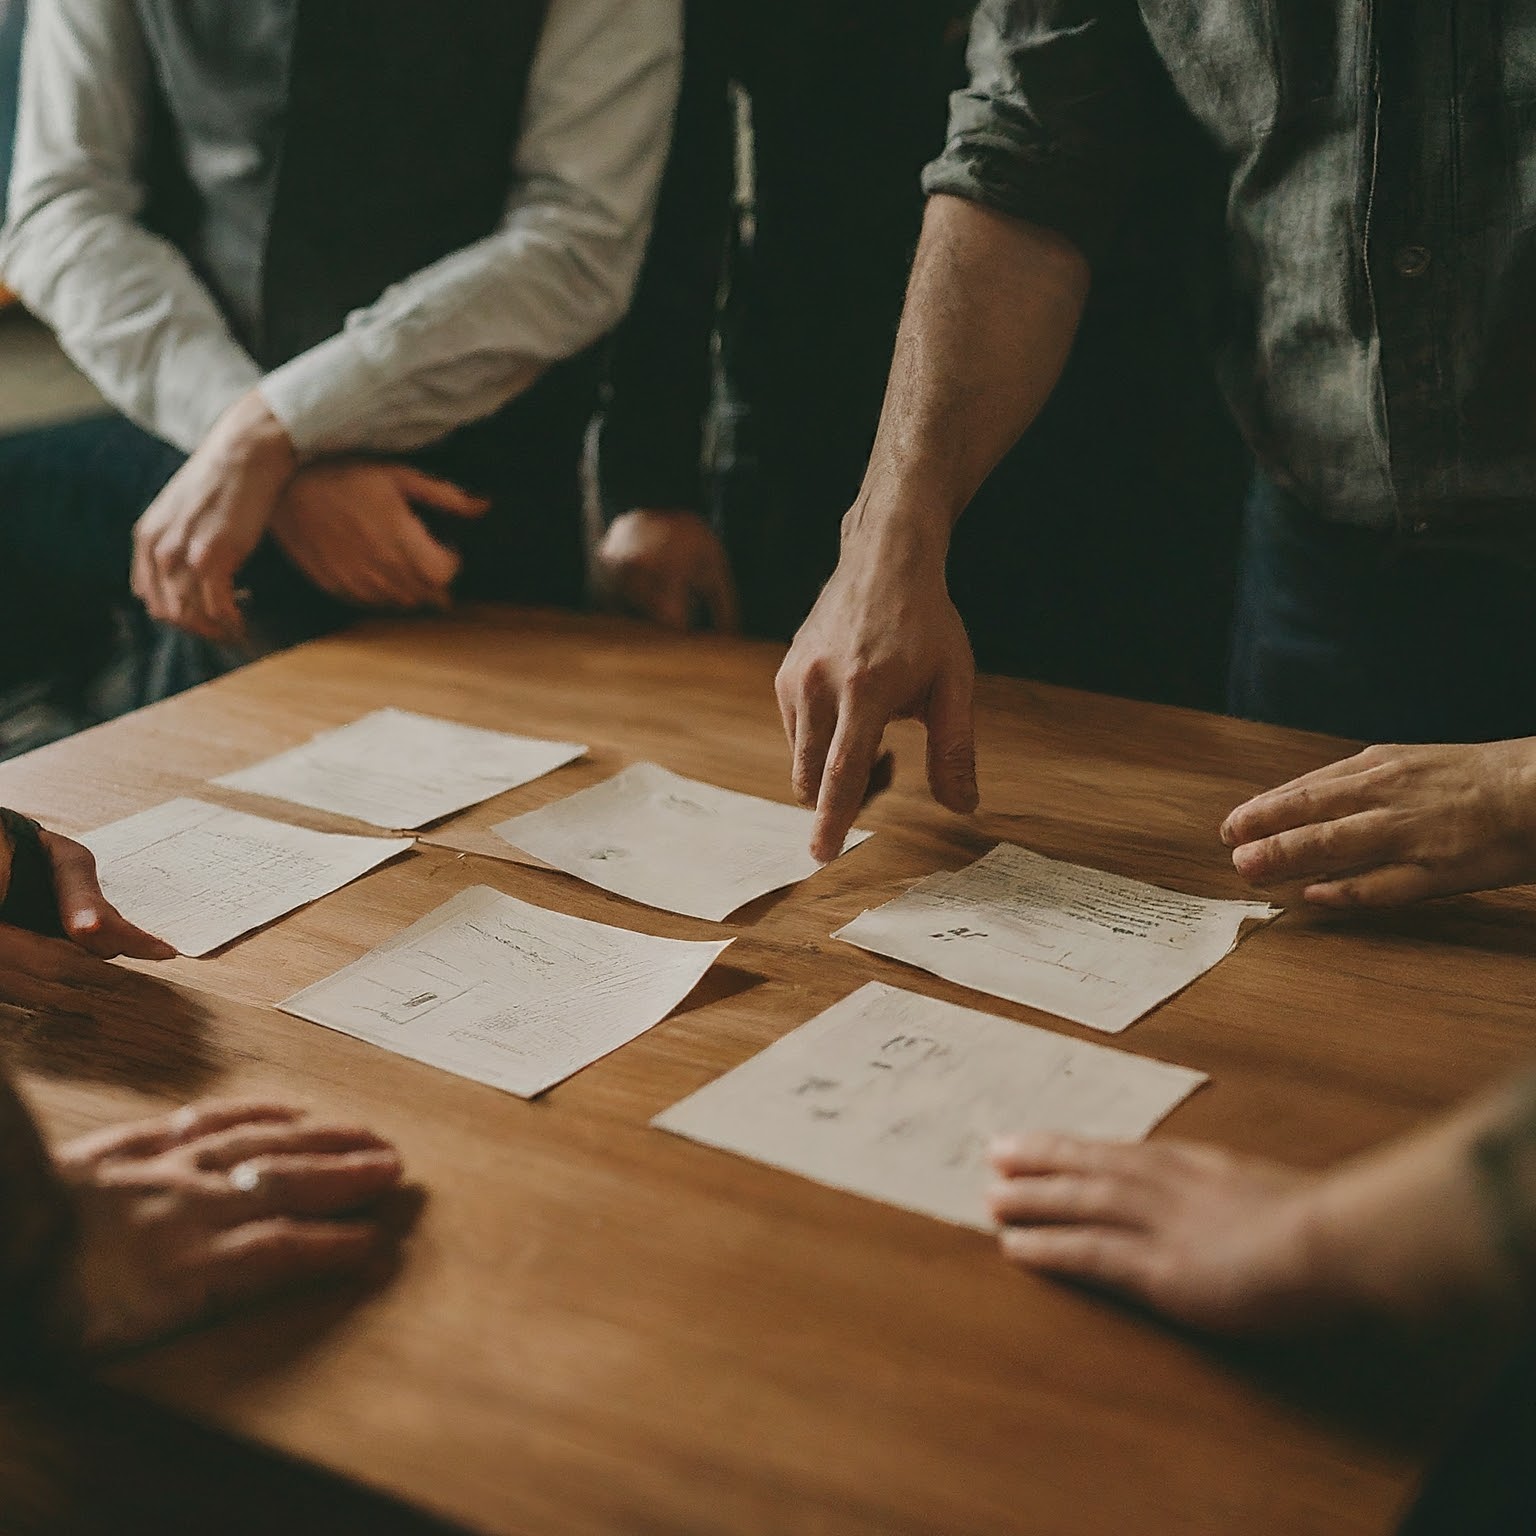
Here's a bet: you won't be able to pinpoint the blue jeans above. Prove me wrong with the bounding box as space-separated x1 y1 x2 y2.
1228 475 1536 742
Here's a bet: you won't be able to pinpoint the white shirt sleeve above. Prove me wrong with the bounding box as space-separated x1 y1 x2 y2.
0 0 263 453
259 0 684 461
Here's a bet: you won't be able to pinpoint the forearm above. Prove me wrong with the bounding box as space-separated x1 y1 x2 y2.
261 0 682 461
0 0 261 452
847 193 1089 565
1310 1072 1536 1328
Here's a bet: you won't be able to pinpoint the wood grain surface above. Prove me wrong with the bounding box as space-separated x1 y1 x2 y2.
4 606 1534 1536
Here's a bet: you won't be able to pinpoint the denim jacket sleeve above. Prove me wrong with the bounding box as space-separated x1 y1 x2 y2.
921 0 1161 268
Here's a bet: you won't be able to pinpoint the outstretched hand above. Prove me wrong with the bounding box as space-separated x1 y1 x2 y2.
1221 739 1536 906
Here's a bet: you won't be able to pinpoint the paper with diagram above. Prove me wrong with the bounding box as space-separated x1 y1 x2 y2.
655 982 1207 1229
82 798 412 957
490 761 872 921
215 708 585 829
281 885 733 1096
835 843 1278 1033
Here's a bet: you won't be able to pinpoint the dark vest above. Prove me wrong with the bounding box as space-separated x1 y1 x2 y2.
135 0 550 370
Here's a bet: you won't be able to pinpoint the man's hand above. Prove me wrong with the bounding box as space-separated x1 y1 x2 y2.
595 509 739 632
55 1100 404 1352
269 462 488 611
776 517 978 863
1221 739 1536 906
132 392 298 642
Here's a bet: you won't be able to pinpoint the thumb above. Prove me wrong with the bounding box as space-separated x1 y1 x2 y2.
386 467 491 519
925 665 979 814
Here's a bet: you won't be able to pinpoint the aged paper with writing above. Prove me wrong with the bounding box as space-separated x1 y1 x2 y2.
82 798 412 957
655 981 1207 1229
215 708 585 829
835 843 1278 1032
492 761 871 921
282 885 732 1096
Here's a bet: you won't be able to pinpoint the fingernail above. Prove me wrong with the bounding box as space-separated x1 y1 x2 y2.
72 909 103 933
170 1105 200 1135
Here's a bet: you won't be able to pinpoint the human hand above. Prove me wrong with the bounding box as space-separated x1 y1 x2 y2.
1221 739 1536 906
989 1133 1325 1333
595 509 740 632
269 462 489 611
0 814 174 960
55 1099 405 1352
132 391 298 642
775 523 977 862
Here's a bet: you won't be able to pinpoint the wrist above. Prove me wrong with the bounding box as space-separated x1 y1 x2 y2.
214 390 299 480
839 490 952 577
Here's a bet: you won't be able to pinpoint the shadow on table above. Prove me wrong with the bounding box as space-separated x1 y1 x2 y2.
1 1373 467 1536
0 946 219 1094
670 962 767 1020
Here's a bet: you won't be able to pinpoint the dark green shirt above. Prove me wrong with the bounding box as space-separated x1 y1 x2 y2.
926 1 1536 541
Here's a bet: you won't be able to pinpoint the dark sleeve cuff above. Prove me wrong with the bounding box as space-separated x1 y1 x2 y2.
0 810 65 939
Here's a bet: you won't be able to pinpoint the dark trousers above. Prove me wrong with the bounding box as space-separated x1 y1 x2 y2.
1398 1335 1536 1535
1229 475 1536 742
0 362 595 699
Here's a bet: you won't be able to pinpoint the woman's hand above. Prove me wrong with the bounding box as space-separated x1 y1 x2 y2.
55 1099 406 1352
989 1134 1324 1333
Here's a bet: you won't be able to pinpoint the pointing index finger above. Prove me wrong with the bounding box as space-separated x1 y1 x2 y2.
812 706 885 863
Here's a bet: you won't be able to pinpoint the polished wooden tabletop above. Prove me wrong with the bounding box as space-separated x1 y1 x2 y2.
4 607 1533 1536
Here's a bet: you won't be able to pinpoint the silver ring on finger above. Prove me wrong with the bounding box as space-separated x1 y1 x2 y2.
228 1160 266 1196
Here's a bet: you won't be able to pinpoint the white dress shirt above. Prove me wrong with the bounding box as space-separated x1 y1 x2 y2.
0 0 681 459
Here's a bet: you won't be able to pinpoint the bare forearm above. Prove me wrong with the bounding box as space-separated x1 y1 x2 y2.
847 193 1090 564
1310 1071 1536 1327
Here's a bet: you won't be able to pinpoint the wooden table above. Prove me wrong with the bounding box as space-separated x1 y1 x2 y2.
4 607 1533 1536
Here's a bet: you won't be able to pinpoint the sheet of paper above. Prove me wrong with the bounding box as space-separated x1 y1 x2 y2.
214 708 586 829
491 761 872 921
835 843 1278 1034
281 885 733 1097
655 981 1207 1230
82 798 412 958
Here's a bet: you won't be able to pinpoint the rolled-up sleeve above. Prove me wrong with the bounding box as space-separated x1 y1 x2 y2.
922 0 1158 268
260 0 683 461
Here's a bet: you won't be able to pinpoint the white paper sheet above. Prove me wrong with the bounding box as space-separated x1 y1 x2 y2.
655 981 1207 1230
214 708 586 829
81 798 412 958
490 761 872 921
835 843 1278 1033
280 885 733 1096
